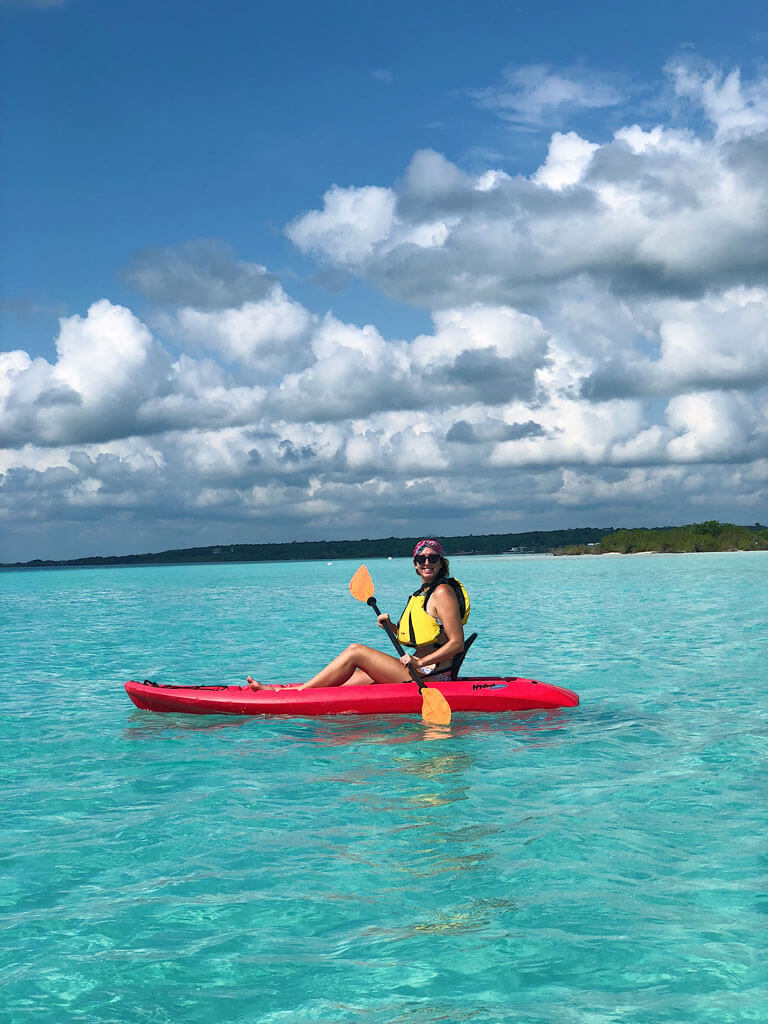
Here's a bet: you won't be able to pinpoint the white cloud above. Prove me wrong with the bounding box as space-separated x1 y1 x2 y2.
271 303 550 422
489 394 647 469
273 315 409 421
534 132 599 190
581 286 768 399
668 61 768 137
556 465 687 508
656 288 768 388
54 300 158 399
285 184 396 266
473 64 623 126
169 289 314 377
0 300 171 447
666 390 766 462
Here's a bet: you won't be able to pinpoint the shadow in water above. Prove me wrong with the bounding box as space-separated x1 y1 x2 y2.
122 704 580 750
123 709 252 740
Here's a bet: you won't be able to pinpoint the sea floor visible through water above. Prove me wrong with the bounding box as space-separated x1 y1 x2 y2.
2 552 767 1023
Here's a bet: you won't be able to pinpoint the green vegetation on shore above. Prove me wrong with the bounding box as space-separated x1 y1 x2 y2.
5 522 766 570
3 528 610 569
554 521 768 555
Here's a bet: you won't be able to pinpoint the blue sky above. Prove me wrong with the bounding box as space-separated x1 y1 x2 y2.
1 0 767 561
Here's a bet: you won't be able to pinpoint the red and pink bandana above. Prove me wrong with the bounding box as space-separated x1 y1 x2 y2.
413 538 445 558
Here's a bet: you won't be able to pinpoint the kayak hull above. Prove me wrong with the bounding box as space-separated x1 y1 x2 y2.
124 677 579 716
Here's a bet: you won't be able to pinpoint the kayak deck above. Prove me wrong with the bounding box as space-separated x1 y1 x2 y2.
125 677 579 716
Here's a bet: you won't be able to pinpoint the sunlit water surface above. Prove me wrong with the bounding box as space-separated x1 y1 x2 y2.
2 553 767 1023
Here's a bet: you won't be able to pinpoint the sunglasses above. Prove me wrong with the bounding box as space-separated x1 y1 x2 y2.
414 554 440 565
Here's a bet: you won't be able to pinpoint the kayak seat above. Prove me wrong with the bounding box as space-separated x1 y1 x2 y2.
451 632 477 679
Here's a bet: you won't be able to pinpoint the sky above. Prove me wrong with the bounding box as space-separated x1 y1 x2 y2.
1 0 767 562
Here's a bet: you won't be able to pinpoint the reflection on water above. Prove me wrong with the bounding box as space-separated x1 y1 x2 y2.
362 894 519 940
123 710 251 740
395 750 472 778
419 722 453 742
279 707 574 748
123 701 576 747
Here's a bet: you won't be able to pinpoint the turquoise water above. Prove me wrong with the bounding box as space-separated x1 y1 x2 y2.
2 552 767 1023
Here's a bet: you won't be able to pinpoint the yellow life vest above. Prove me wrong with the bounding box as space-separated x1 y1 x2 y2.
397 577 470 648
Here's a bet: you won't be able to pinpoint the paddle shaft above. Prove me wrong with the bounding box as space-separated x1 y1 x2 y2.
366 596 426 692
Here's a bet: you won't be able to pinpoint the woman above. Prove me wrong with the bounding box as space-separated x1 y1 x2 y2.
247 539 469 690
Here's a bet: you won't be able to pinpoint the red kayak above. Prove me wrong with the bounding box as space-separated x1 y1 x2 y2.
125 677 579 716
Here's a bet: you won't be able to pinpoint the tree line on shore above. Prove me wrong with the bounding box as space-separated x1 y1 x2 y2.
553 521 768 555
4 522 766 569
5 527 610 568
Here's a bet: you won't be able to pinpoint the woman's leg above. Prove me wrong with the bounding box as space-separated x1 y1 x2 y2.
247 644 407 691
299 644 407 689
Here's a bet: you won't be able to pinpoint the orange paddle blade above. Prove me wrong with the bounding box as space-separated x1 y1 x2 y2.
421 686 452 726
349 564 374 603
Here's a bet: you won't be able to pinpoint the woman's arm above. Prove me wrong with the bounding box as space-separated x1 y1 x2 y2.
376 613 398 635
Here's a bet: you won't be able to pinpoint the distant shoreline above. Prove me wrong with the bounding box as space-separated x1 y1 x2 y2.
1 527 610 570
3 522 765 570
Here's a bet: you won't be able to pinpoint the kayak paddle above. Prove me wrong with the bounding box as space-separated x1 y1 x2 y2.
349 564 452 726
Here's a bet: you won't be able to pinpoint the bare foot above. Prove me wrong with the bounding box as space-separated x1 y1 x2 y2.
246 676 269 691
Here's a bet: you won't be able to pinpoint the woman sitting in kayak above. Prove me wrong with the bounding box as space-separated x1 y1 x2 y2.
247 538 469 690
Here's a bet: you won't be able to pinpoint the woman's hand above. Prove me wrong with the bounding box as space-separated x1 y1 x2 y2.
400 653 419 670
377 613 392 630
